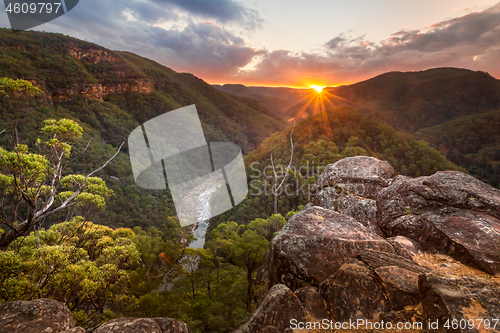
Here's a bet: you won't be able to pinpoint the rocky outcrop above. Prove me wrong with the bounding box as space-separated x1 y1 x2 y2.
53 83 103 102
69 45 121 63
0 298 189 333
374 266 420 311
268 206 395 289
47 44 155 102
94 317 189 333
0 298 77 333
233 284 308 333
377 171 500 275
236 157 500 333
311 156 394 199
336 195 382 236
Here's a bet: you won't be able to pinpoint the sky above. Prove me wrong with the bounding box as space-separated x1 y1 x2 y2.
1 0 499 87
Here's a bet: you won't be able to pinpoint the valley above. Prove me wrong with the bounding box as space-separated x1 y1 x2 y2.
1 28 499 333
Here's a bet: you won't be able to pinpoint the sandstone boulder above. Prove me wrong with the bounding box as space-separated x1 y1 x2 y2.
294 286 330 321
337 195 382 236
419 274 500 332
0 298 75 333
311 156 394 199
233 284 308 333
319 260 389 321
268 206 395 289
313 190 382 235
93 317 189 333
377 171 500 275
375 266 420 311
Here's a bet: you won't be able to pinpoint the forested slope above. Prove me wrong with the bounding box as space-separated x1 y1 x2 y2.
0 28 285 229
418 108 500 188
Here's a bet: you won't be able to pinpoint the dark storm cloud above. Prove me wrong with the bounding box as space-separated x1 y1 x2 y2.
238 2 500 85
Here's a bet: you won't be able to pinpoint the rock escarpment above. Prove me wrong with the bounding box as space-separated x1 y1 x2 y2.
0 298 189 333
237 156 500 333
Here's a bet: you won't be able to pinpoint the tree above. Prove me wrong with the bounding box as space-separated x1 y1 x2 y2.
209 219 270 310
0 118 123 247
0 77 42 144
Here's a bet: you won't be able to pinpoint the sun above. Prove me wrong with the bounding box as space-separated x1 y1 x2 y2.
310 85 324 93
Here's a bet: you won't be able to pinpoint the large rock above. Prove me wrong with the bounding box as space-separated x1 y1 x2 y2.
311 156 394 199
268 206 395 289
233 284 308 333
319 260 389 321
419 274 500 332
0 298 76 333
337 195 382 236
377 171 500 275
294 286 330 321
93 317 189 333
375 266 420 311
313 191 382 235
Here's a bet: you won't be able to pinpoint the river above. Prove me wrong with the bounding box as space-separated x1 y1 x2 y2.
159 183 219 291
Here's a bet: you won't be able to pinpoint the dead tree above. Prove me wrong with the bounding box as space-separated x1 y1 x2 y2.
270 123 295 215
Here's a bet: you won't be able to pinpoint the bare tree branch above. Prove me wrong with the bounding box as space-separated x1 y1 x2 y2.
270 122 296 214
0 140 125 247
62 138 93 173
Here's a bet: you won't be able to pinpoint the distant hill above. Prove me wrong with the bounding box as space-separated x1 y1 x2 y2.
227 69 500 133
329 68 500 132
0 28 285 229
213 84 292 115
417 108 500 188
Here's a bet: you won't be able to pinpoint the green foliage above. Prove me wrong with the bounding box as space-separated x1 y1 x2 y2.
0 212 278 332
41 118 83 142
0 118 113 246
418 109 500 188
0 220 135 327
0 77 41 99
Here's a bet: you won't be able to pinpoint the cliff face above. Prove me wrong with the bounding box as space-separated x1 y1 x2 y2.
47 45 154 102
239 156 500 333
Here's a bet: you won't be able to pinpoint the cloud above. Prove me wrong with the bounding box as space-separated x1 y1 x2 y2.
1 0 498 86
237 2 500 85
151 0 263 29
148 22 266 77
0 0 266 81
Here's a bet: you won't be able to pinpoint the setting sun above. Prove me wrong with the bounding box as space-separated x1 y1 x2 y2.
310 85 325 93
